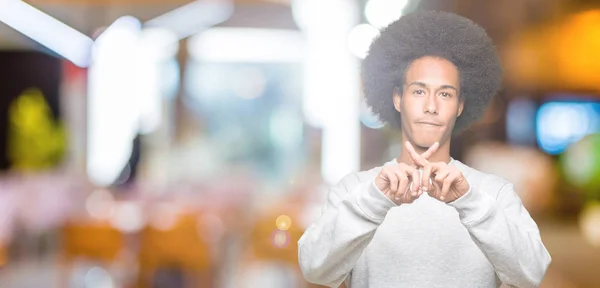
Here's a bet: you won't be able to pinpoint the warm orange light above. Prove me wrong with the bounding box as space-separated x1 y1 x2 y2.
502 9 600 92
555 10 600 89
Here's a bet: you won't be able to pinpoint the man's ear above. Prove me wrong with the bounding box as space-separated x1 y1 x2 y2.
393 87 402 113
457 97 464 117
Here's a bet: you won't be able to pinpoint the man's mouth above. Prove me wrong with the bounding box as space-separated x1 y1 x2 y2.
416 121 442 126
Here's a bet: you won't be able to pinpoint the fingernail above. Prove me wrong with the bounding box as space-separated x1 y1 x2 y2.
440 196 445 201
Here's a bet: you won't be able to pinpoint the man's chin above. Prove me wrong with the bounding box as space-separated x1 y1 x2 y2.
404 129 445 151
411 138 440 150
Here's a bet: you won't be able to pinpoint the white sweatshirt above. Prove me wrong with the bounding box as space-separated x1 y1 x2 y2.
298 158 551 288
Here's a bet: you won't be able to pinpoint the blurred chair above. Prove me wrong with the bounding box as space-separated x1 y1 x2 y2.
237 205 330 288
0 244 6 268
59 220 125 287
137 213 215 288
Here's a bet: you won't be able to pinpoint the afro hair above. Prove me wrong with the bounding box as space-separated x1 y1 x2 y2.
362 10 503 134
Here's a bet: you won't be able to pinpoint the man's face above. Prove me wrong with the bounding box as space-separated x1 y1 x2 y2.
393 56 464 149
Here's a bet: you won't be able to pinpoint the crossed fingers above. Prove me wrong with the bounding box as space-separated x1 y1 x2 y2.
405 141 439 168
403 142 438 193
404 141 460 201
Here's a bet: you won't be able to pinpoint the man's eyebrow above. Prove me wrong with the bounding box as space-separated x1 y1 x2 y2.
407 82 458 91
407 81 428 88
439 84 459 91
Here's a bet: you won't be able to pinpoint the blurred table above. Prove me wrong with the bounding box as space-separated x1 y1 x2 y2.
538 219 600 288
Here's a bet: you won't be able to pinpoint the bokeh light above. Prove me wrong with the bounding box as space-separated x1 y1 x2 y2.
85 189 116 220
84 266 115 288
347 23 380 59
364 0 409 28
561 133 600 198
275 215 292 231
109 202 144 233
579 202 600 248
536 101 600 155
270 230 290 248
149 202 180 231
360 101 385 129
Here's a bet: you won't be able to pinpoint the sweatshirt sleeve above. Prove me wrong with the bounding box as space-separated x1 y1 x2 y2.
447 180 552 288
298 173 397 287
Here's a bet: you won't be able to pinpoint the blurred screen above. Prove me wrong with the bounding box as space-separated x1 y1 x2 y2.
536 98 600 155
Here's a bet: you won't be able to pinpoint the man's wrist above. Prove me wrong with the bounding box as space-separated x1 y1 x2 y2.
355 180 397 221
447 184 496 226
447 184 472 204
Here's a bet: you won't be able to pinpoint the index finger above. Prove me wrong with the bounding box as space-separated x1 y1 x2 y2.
420 142 439 160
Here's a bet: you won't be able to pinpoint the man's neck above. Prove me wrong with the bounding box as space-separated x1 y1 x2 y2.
396 140 452 166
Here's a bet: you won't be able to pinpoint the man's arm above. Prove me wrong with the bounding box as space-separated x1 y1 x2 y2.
298 173 396 287
447 180 551 288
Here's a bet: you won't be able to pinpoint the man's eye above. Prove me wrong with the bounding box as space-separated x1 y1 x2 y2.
440 92 452 98
413 90 425 95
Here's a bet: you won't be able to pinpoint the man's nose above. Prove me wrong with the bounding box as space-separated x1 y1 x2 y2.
424 95 438 114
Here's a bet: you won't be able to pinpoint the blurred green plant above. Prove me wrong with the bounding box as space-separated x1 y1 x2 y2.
7 88 67 171
560 133 600 202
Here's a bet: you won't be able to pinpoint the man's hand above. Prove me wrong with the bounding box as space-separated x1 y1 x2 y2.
375 143 439 205
404 141 470 203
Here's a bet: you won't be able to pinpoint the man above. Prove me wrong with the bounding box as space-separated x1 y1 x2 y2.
298 10 551 288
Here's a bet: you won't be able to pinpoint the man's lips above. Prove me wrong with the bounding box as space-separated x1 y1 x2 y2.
416 121 442 126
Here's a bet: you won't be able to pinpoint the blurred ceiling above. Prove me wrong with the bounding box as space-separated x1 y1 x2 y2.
0 0 586 47
0 3 181 48
1 0 599 64
0 0 294 49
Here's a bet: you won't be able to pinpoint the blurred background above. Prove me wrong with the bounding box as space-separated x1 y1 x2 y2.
0 0 600 287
